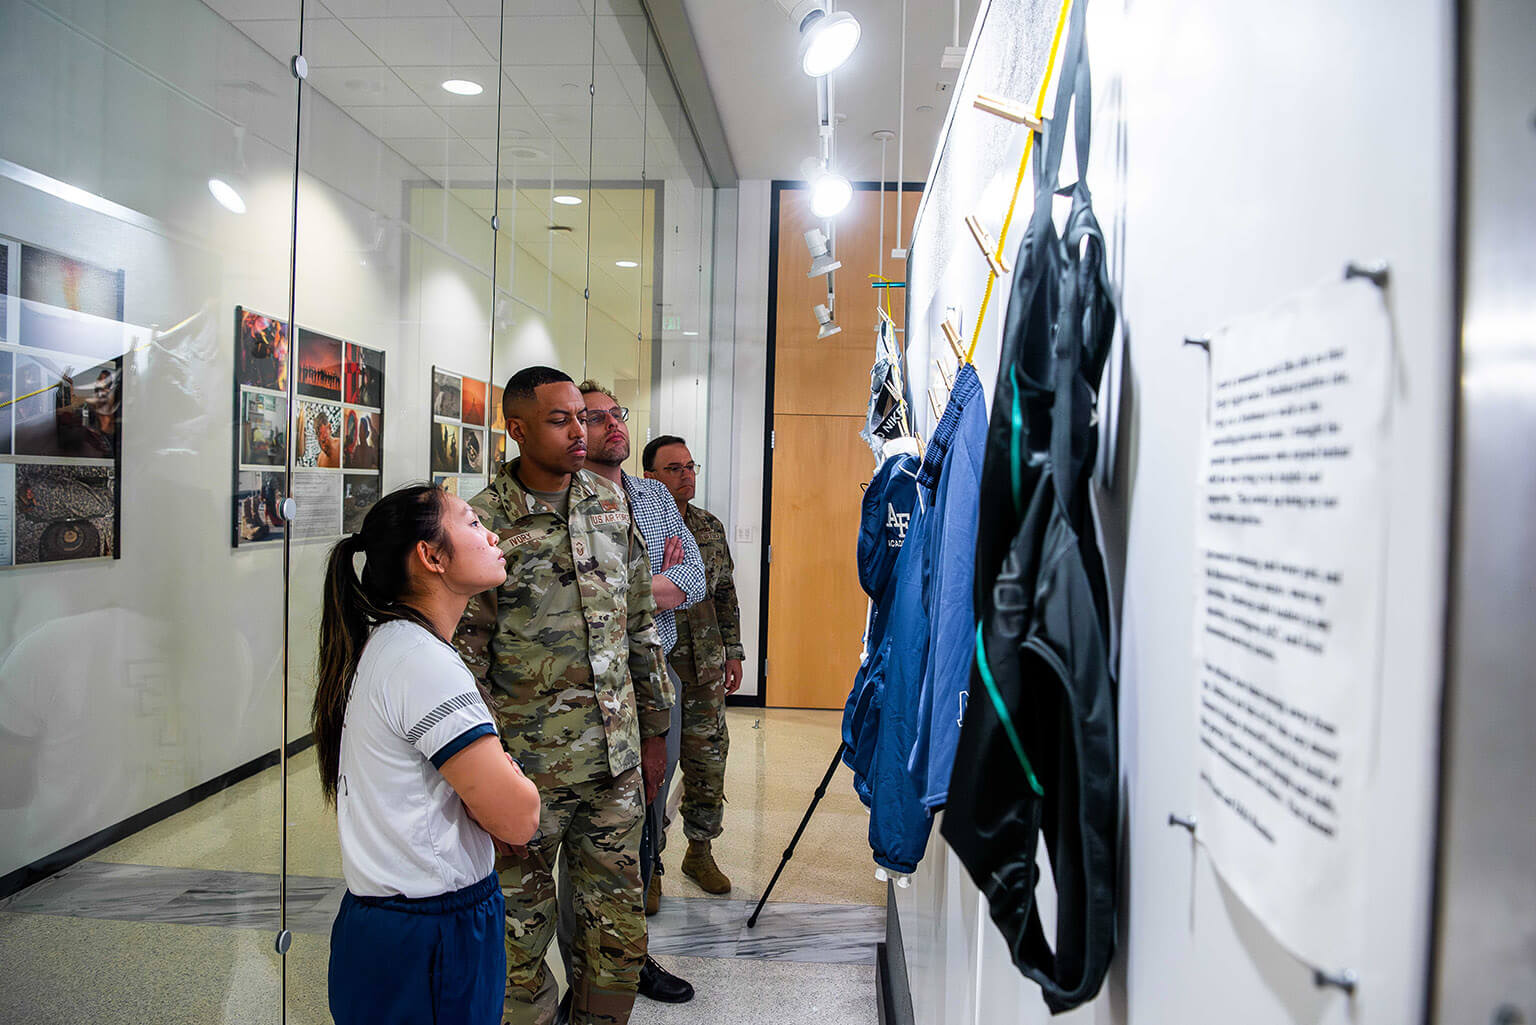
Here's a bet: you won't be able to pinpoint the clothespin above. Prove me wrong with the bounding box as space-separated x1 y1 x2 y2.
936 359 954 391
940 318 966 364
965 215 1011 279
928 388 942 422
973 93 1043 131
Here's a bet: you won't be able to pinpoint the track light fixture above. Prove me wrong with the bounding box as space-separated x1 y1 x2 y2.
804 228 842 277
798 9 861 77
814 302 841 339
810 172 852 218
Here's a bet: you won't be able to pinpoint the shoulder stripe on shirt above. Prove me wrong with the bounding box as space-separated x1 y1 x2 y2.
405 692 485 744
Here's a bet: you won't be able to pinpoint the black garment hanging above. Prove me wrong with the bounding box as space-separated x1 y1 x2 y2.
939 0 1120 1012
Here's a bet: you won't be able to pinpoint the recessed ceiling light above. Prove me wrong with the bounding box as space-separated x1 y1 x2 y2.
682 330 699 336
615 260 639 268
207 178 246 214
553 194 583 205
441 79 483 96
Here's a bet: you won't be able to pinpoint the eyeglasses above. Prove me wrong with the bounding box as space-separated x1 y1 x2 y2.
583 406 630 425
659 461 701 475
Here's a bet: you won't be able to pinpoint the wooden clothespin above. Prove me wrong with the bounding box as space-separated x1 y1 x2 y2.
936 359 954 391
965 214 1012 279
940 318 966 363
928 388 942 422
973 93 1043 131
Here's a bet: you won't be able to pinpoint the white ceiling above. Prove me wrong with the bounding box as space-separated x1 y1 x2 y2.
204 0 707 187
679 0 983 182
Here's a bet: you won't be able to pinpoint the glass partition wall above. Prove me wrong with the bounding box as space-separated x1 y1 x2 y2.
0 1 720 1021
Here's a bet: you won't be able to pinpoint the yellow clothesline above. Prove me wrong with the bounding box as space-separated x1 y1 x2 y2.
963 0 1075 366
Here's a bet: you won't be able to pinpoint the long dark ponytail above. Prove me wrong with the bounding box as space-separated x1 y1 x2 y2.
314 483 453 804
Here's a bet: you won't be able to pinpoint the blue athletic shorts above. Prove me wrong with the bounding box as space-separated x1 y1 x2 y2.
329 872 505 1025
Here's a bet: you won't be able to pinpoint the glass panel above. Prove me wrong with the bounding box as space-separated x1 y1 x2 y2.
284 0 499 1019
0 0 299 1021
491 0 598 448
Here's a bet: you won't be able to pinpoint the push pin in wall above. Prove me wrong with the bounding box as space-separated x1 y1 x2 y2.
973 93 1043 131
964 214 1011 278
1167 812 1197 834
1313 968 1358 997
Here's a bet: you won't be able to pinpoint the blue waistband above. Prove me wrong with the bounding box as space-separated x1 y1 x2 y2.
349 872 500 915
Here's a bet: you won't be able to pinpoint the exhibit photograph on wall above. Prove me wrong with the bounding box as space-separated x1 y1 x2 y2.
0 234 126 571
235 307 287 392
431 365 489 496
342 474 379 534
296 329 342 402
17 241 129 361
344 342 384 408
231 309 385 548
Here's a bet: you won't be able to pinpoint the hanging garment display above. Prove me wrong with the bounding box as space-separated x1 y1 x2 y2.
939 0 1120 1012
858 315 911 460
862 464 933 874
841 449 922 804
905 361 986 810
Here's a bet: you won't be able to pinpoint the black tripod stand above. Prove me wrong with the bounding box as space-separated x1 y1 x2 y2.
746 741 846 928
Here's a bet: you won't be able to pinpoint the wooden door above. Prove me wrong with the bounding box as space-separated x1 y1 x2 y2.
765 184 919 708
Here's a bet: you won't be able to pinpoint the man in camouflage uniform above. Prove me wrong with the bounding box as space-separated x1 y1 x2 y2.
455 366 672 1025
642 434 744 894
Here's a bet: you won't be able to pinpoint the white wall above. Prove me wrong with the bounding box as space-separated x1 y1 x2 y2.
895 0 1455 1024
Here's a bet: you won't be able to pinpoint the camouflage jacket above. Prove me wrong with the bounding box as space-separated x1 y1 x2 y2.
672 503 745 683
455 460 672 783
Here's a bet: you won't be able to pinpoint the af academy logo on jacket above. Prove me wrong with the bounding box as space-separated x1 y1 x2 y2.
885 503 910 547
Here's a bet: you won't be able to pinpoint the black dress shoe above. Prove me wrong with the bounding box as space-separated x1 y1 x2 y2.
637 955 695 1003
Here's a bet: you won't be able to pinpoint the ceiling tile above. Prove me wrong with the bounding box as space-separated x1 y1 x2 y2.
232 18 379 67
390 136 492 166
324 0 458 16
595 15 649 67
503 63 633 106
437 103 547 139
347 104 452 138
200 0 304 21
345 15 494 66
307 65 420 105
410 164 501 186
449 0 591 15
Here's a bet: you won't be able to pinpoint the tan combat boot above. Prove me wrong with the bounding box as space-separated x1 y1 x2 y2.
645 872 661 916
681 840 732 894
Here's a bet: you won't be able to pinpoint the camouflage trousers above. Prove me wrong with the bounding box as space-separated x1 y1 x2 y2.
497 766 645 1025
668 654 730 842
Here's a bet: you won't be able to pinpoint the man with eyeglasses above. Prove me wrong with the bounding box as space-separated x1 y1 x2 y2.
574 379 705 1006
642 434 743 898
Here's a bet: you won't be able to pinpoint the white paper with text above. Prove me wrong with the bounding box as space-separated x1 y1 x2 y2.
1194 278 1392 970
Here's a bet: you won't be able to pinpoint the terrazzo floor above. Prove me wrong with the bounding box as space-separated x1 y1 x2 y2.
0 707 884 1024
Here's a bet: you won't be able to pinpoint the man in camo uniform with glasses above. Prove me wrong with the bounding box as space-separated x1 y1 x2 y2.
642 433 743 897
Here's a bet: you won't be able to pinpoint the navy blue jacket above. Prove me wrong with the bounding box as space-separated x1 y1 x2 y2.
863 475 933 872
907 363 987 809
842 451 921 804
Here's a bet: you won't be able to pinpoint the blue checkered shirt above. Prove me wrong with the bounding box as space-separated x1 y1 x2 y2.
622 472 706 653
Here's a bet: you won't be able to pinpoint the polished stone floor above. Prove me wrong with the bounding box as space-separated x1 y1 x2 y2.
0 707 884 1024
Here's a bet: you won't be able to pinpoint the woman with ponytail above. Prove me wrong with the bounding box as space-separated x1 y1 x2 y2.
314 482 539 1025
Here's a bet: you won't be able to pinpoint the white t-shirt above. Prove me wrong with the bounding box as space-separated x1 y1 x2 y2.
336 619 498 898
